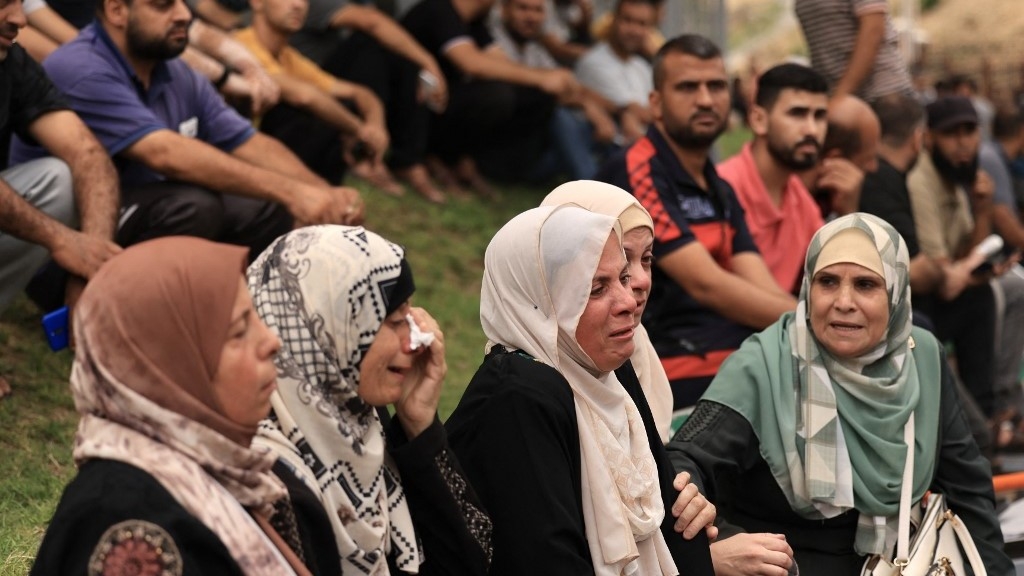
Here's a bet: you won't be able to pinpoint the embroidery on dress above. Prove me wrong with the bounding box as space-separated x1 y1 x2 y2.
87 520 183 576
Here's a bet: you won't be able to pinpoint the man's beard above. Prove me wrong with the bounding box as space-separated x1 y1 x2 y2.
767 135 821 171
126 23 189 61
503 22 536 45
664 113 726 150
931 146 978 189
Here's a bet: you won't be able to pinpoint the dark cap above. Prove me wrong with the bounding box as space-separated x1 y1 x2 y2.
926 96 979 132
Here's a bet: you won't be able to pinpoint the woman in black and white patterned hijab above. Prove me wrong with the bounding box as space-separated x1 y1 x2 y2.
247 225 492 576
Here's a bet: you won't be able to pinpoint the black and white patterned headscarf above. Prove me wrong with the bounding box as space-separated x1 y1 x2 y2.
247 225 420 575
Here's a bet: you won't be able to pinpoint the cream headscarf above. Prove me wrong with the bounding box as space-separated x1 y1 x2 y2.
541 179 674 442
481 205 677 576
247 225 421 575
703 213 939 556
71 237 295 576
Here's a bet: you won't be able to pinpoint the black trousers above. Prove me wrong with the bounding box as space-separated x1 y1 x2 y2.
260 104 345 185
929 284 997 417
319 31 424 171
116 181 292 257
27 181 291 312
430 79 555 181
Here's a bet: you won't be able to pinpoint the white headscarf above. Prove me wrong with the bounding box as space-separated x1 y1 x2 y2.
541 179 674 442
481 205 677 576
247 226 420 575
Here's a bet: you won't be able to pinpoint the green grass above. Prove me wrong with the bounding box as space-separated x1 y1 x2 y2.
0 125 753 575
0 299 77 576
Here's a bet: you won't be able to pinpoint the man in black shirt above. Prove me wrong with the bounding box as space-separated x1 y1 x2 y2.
860 93 944 302
401 0 579 188
0 2 120 327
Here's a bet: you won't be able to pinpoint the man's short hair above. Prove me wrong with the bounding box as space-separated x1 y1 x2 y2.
652 34 722 89
96 0 128 16
824 120 861 159
946 74 978 94
614 0 659 15
754 63 828 110
993 109 1024 141
871 93 924 147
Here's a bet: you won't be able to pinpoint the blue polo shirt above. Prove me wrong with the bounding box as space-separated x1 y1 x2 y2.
598 126 759 410
11 22 255 186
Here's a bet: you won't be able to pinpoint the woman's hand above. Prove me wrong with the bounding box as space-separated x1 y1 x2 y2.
671 471 718 540
710 533 795 576
394 307 446 439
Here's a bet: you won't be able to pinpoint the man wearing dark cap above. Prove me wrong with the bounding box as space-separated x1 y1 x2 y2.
908 95 1024 444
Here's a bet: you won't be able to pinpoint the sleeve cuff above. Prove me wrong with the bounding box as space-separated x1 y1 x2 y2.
388 415 446 471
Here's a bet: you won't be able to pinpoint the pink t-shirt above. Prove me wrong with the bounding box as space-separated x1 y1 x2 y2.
717 143 824 293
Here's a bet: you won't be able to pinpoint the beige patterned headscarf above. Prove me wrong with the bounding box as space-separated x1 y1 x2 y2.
541 179 674 442
71 237 295 576
247 226 421 575
482 205 676 576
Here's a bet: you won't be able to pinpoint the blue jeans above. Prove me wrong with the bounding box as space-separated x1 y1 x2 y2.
530 106 600 182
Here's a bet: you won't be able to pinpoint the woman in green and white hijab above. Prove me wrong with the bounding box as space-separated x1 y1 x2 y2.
666 213 1012 575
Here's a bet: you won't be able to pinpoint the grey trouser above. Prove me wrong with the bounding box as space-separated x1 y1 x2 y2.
991 264 1024 415
0 157 73 315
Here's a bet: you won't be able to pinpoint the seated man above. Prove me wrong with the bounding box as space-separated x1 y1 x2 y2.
575 0 656 144
491 0 616 181
589 0 663 60
907 96 1018 422
717 63 828 294
285 0 451 199
859 94 945 310
799 94 880 220
11 0 363 260
599 34 796 411
28 0 280 114
0 4 121 399
860 93 995 452
537 0 594 65
233 0 392 190
401 0 578 191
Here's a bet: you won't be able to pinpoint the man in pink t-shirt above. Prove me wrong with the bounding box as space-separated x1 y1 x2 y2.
718 63 828 293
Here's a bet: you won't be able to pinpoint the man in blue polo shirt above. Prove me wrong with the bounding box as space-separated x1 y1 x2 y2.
598 34 796 412
11 0 363 255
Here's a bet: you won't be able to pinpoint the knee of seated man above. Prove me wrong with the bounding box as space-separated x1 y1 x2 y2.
147 184 226 239
9 157 76 226
476 81 519 118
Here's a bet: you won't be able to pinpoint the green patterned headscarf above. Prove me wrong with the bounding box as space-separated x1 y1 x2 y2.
703 213 940 556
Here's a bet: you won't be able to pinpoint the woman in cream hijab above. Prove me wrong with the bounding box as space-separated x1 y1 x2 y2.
32 237 309 576
541 179 673 442
667 213 1012 575
446 204 715 576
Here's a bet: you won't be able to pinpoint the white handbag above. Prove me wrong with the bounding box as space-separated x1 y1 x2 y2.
861 414 988 576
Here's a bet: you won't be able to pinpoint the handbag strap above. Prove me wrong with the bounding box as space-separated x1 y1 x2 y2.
895 412 915 567
949 504 988 575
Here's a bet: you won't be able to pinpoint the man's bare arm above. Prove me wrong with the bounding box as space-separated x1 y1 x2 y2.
230 133 366 224
123 129 358 224
30 111 119 241
331 4 446 94
731 251 796 298
446 42 575 96
273 73 364 136
657 243 796 330
832 11 885 101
